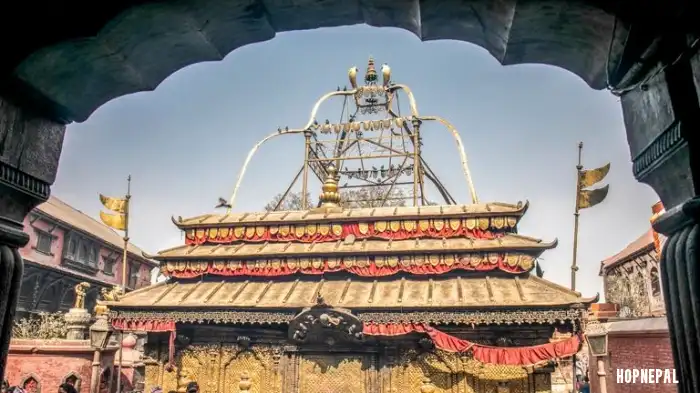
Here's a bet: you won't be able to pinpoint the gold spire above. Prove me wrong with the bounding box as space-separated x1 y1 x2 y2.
365 57 377 84
318 164 341 208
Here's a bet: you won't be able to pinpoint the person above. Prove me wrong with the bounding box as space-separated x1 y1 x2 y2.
58 383 78 393
579 376 590 393
185 383 198 393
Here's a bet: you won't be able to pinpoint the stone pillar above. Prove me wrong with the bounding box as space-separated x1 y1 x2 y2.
0 95 66 381
621 34 700 393
64 307 92 340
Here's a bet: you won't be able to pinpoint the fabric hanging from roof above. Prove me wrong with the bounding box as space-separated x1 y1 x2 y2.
112 319 176 367
363 323 582 366
185 221 501 245
162 254 526 278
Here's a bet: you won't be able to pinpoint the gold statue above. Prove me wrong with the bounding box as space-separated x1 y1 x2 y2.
73 282 91 309
101 285 124 302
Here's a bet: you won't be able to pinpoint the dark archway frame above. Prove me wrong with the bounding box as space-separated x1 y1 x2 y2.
0 2 699 393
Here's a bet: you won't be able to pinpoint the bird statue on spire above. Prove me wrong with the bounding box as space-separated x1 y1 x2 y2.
381 63 391 87
348 67 358 89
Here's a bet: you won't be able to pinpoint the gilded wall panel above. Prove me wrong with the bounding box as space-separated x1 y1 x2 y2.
298 355 370 393
221 346 278 393
392 352 459 393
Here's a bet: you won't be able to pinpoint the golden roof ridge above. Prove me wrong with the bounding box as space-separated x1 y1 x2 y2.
171 201 530 229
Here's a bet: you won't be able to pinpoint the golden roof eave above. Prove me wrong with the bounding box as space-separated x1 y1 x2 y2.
171 201 530 229
104 273 595 311
151 234 557 260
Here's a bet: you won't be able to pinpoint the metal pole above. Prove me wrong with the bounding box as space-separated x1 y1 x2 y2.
411 118 420 206
115 331 124 393
121 175 131 290
302 132 312 209
90 349 102 393
571 143 583 393
571 142 583 291
597 357 608 393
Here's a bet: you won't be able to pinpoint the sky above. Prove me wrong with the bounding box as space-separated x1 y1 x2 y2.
51 24 659 298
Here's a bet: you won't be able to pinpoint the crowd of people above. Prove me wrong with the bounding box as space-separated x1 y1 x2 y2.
1 381 79 393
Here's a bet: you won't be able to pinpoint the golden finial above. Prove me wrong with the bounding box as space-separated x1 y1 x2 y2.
348 67 358 89
318 164 341 208
365 57 377 83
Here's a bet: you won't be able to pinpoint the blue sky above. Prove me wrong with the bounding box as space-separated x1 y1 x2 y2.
52 25 659 297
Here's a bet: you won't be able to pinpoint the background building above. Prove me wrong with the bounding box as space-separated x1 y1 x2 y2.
588 202 675 393
16 196 157 317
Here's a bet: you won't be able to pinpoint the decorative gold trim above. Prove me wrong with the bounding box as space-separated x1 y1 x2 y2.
109 308 581 326
161 252 537 275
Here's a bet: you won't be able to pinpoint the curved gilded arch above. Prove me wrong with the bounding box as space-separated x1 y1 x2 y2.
418 116 478 204
13 0 622 123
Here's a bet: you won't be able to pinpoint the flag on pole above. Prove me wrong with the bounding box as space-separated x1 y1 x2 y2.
99 194 128 231
577 163 610 210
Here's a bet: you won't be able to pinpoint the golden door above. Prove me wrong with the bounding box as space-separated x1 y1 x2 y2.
144 344 280 393
297 354 374 393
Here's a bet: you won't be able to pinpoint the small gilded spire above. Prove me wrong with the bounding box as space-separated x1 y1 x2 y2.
318 164 341 208
365 57 377 84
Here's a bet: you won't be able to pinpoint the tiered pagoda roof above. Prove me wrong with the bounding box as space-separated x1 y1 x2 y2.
107 167 595 327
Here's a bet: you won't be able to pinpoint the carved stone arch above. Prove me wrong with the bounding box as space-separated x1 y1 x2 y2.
19 373 41 393
62 371 82 391
35 277 66 312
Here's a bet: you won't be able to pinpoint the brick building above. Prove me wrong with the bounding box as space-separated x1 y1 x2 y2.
587 202 675 393
16 196 157 317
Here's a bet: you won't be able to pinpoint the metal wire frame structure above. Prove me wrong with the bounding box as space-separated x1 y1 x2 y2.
226 58 479 212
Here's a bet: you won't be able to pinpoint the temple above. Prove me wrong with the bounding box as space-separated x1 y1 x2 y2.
104 59 596 393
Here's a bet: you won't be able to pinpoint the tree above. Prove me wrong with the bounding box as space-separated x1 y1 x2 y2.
263 187 437 211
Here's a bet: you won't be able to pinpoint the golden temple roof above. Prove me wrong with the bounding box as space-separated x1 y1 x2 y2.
106 273 595 310
150 234 555 260
172 201 529 229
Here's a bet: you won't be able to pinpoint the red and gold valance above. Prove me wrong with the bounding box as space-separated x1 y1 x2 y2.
161 252 534 278
112 319 176 366
363 323 582 366
184 219 509 245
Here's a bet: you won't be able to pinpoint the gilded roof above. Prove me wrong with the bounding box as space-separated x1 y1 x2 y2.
151 234 555 260
173 201 528 228
106 273 595 310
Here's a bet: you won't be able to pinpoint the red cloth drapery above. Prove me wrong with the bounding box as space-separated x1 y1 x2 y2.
363 323 582 366
112 319 176 366
185 222 502 245
163 254 526 279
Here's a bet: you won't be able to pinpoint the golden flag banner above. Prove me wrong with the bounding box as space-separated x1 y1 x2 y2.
577 185 609 210
579 163 610 189
100 194 128 213
100 211 127 231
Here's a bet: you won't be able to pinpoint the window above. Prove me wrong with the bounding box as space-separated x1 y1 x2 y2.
650 267 661 297
103 257 116 275
128 262 140 289
62 232 99 274
34 231 53 254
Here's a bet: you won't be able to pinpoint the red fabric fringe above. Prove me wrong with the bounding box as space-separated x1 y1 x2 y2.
112 319 176 366
363 323 581 366
186 222 501 245
164 255 526 278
